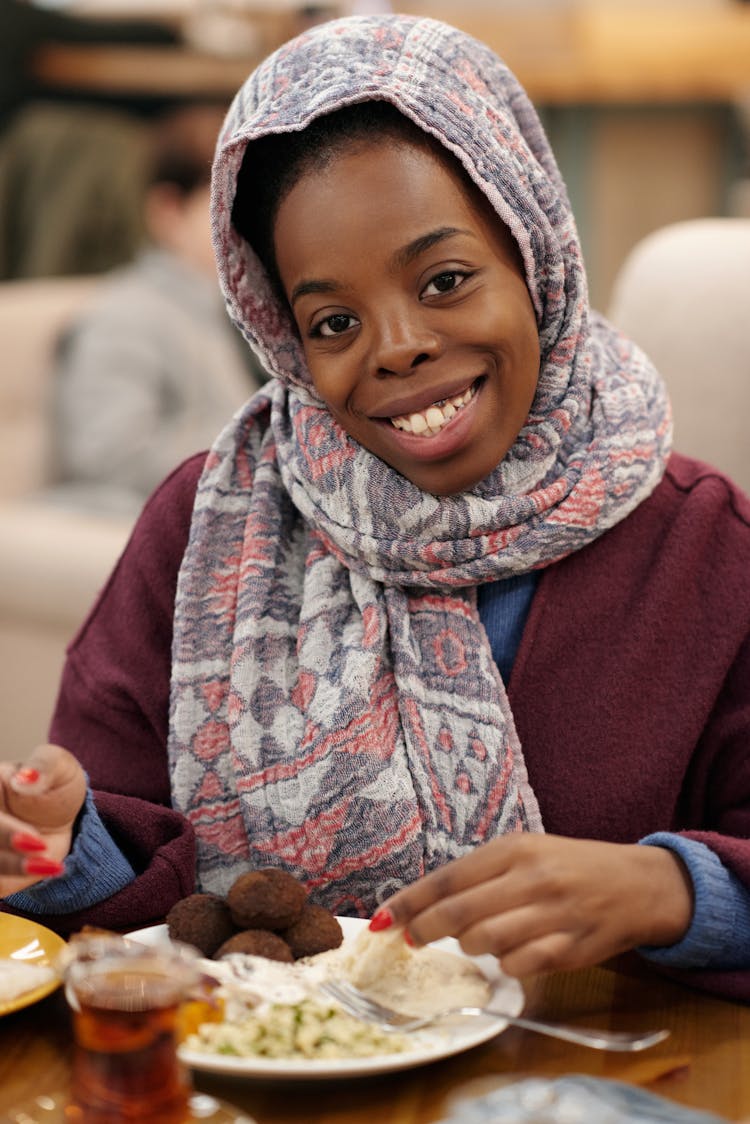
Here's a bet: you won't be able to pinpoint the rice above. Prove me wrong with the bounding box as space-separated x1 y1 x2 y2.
0 958 57 1002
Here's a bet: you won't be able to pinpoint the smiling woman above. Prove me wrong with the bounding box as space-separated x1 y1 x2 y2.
265 132 539 495
231 103 539 495
2 13 750 1007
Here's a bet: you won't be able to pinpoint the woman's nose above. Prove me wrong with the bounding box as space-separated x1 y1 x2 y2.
371 307 442 376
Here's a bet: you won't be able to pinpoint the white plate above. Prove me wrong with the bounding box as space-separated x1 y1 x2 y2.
130 918 524 1080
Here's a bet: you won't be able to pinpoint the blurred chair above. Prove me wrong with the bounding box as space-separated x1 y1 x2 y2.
607 218 750 494
0 276 132 758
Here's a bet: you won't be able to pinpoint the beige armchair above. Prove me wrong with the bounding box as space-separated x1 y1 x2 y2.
0 277 133 758
607 218 750 495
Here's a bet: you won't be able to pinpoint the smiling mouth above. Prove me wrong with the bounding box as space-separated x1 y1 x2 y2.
389 381 479 437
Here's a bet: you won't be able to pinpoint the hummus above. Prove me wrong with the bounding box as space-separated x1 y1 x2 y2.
185 925 492 1061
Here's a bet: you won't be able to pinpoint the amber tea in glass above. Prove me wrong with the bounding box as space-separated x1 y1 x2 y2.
63 936 202 1124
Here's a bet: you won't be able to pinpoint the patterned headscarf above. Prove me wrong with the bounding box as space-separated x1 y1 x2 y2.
168 15 671 912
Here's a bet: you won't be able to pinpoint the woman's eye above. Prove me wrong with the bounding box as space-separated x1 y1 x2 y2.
422 271 467 297
314 313 358 337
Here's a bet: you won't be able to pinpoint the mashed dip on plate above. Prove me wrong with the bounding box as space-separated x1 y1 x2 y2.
185 926 492 1061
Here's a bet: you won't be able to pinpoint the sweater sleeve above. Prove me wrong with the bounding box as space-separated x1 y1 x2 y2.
4 787 135 914
638 834 750 970
0 455 205 935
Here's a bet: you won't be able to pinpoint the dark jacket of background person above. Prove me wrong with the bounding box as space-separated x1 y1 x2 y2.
0 0 180 280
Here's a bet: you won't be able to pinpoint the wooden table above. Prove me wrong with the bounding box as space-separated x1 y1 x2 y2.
2 957 749 1123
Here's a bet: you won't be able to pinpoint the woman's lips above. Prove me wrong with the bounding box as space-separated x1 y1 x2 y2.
389 382 477 436
373 378 483 462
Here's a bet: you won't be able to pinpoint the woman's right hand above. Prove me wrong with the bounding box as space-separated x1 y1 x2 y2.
0 745 87 898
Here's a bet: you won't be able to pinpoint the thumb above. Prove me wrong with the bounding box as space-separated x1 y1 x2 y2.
6 745 87 831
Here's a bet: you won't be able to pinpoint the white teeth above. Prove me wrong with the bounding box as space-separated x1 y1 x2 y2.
390 383 477 436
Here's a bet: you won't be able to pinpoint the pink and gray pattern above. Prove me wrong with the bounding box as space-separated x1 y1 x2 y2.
168 15 672 911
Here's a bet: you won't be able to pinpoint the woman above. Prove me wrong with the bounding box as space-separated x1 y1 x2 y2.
1 14 749 999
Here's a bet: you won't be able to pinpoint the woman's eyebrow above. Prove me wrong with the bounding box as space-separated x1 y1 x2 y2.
290 278 339 306
392 226 472 270
290 227 472 306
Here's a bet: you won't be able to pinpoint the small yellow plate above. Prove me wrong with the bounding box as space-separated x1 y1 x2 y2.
0 915 65 1016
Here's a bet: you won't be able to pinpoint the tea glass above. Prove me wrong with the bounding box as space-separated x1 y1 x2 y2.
65 935 205 1122
7 933 253 1124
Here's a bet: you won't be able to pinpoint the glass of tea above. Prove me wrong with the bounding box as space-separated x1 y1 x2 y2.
5 933 251 1124
62 934 212 1124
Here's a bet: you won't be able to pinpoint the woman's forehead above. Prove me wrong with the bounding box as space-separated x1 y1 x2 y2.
272 134 523 275
272 137 528 311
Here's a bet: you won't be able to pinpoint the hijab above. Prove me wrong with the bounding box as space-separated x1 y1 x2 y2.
168 15 671 911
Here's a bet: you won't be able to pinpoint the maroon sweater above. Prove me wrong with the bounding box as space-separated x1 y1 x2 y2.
9 452 750 997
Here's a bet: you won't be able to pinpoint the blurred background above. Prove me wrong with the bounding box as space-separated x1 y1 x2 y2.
1 0 749 756
7 0 747 305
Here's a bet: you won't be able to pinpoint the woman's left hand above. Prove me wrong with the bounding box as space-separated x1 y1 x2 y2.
377 834 694 977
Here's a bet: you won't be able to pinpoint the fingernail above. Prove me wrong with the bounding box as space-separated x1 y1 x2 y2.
11 832 47 854
368 907 393 932
11 767 44 795
13 767 40 785
23 857 65 877
404 929 415 948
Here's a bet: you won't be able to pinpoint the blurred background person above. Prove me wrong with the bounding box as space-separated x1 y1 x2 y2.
45 103 266 516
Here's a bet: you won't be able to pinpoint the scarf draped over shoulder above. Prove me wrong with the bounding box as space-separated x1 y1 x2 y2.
168 15 672 913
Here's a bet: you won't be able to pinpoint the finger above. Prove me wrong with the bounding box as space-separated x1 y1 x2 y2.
495 930 579 978
394 873 524 948
0 857 67 897
0 809 47 851
4 745 86 830
0 853 66 879
378 837 520 931
455 902 568 960
8 763 47 796
0 814 65 878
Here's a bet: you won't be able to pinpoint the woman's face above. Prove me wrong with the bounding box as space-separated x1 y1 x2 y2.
273 137 540 495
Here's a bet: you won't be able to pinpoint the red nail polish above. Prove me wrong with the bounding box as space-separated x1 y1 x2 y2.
23 857 65 877
404 929 415 948
11 832 47 854
13 767 41 785
368 907 393 932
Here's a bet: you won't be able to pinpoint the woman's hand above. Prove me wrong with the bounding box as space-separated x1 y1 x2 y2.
374 834 694 977
0 745 87 898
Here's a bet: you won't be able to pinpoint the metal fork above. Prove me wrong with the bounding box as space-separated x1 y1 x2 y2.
319 979 669 1052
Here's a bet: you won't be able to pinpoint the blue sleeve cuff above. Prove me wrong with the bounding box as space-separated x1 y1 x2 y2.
5 787 136 915
637 832 750 970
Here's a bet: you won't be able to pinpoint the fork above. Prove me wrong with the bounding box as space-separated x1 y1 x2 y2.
319 979 670 1052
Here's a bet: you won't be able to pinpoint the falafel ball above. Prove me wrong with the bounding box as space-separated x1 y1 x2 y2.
282 904 344 960
166 892 237 957
227 868 307 930
215 929 294 963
